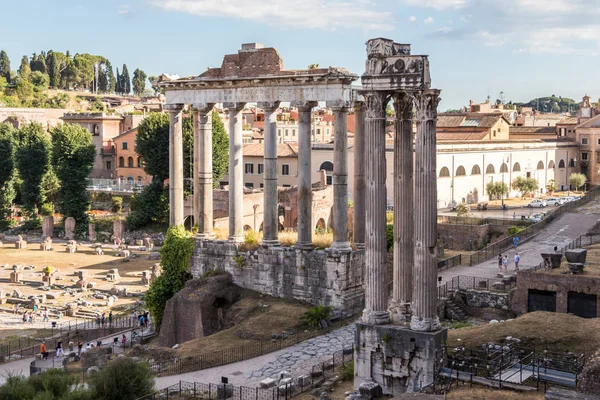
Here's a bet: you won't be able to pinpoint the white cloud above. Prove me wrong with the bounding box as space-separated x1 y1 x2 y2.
477 31 506 47
402 0 467 10
118 4 130 15
424 16 434 24
149 0 394 30
409 15 417 22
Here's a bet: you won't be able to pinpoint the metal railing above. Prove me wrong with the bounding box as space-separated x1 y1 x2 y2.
529 233 600 272
437 215 533 227
138 347 354 400
437 275 515 299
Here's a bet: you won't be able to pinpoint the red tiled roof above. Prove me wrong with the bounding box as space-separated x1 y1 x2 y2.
243 143 298 157
437 131 488 141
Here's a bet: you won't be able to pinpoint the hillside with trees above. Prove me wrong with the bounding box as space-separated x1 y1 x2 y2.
0 49 151 108
510 95 581 114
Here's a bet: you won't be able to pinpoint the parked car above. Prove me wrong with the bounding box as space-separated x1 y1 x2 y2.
545 197 566 206
564 196 581 202
527 199 547 208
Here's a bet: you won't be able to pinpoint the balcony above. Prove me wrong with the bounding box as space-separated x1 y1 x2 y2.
100 146 115 155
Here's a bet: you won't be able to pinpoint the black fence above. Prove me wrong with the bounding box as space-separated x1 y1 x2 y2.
463 187 600 266
438 215 533 227
145 317 353 378
437 255 462 271
138 347 354 400
0 316 139 365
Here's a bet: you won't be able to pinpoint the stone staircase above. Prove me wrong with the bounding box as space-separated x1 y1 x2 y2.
445 299 467 322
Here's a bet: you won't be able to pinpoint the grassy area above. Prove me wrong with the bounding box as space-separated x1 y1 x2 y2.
446 386 543 399
448 312 600 357
213 229 335 251
0 329 54 348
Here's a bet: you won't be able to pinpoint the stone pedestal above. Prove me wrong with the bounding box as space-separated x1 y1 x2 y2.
113 220 125 241
88 223 96 242
42 216 54 238
10 270 22 283
40 242 52 251
106 269 121 281
141 271 151 285
354 323 447 395
65 217 76 240
541 252 563 269
15 240 27 249
42 274 55 287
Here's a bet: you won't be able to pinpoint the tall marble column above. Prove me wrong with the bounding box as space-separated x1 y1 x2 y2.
353 101 366 250
390 93 414 324
362 92 390 325
260 102 281 246
295 101 317 249
411 90 441 332
226 103 246 242
193 103 215 238
165 103 185 227
329 101 351 252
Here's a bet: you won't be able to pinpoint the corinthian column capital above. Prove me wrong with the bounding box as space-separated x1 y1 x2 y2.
393 92 414 121
413 89 441 121
362 91 390 120
326 100 352 112
164 103 185 113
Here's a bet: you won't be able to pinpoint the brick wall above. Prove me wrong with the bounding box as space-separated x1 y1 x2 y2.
438 223 509 251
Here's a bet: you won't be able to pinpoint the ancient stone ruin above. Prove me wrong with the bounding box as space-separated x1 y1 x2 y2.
65 217 76 240
15 235 27 249
42 215 54 238
40 237 53 251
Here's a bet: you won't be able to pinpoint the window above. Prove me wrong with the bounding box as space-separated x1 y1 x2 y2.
137 157 142 168
493 130 496 137
258 164 264 174
105 161 112 170
128 157 134 168
319 161 334 172
292 129 296 137
119 157 125 168
283 184 291 187
138 177 142 183
439 167 450 177
317 128 321 135
582 138 588 145
455 166 466 176
285 129 289 137
596 153 600 164
260 183 264 188
471 165 481 175
486 164 495 174
558 159 566 168
537 161 544 170
122 142 128 150
582 152 588 161
245 183 254 189
500 163 509 173
278 129 281 136
513 162 521 172
245 163 254 174
282 164 290 176
548 160 555 169
597 138 600 145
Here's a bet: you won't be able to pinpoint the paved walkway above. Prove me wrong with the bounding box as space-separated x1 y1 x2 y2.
155 324 355 390
439 201 600 282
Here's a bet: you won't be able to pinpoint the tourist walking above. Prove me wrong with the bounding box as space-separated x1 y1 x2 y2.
40 342 48 360
497 254 503 271
101 313 106 327
108 311 113 325
78 341 83 355
513 236 519 249
121 334 127 348
43 308 49 323
503 255 509 272
56 340 64 358
514 252 521 271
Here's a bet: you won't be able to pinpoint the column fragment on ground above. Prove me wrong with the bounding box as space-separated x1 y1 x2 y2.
194 103 215 238
227 103 246 242
166 103 185 227
296 101 317 249
329 101 351 251
411 90 441 332
353 101 366 250
390 93 414 324
260 102 281 246
362 92 390 325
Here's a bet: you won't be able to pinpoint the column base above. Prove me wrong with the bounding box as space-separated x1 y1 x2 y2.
388 301 411 325
295 242 313 251
196 232 215 240
261 239 280 247
228 235 244 243
354 243 365 250
330 241 352 253
410 315 441 332
361 310 390 325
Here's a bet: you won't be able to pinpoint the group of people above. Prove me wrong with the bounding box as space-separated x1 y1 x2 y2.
20 306 52 325
133 310 150 328
497 236 521 272
96 311 114 327
39 334 129 361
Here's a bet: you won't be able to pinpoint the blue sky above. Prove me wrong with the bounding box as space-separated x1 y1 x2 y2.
2 0 600 109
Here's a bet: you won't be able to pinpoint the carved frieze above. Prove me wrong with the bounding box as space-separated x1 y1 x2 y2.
366 38 411 57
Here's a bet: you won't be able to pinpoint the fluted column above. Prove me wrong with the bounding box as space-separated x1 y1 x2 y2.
411 89 441 332
362 92 390 325
166 103 185 227
390 93 414 324
295 101 317 249
260 102 281 246
226 102 246 242
329 101 351 252
193 103 215 238
353 101 366 250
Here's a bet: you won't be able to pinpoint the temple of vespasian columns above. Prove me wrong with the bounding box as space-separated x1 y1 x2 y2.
158 39 446 393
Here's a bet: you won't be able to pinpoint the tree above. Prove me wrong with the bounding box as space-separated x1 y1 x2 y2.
30 52 47 74
511 176 539 198
16 123 51 215
570 173 587 191
88 357 154 400
115 67 121 94
105 60 116 93
546 179 558 194
121 64 131 94
211 111 229 186
0 50 10 83
30 71 49 93
51 123 96 226
132 68 147 96
456 202 470 217
148 75 160 95
46 50 67 88
97 62 108 93
0 124 16 228
18 55 31 82
135 113 170 182
486 181 509 200
145 226 194 328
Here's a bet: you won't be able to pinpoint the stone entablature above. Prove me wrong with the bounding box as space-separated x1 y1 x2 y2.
191 241 365 314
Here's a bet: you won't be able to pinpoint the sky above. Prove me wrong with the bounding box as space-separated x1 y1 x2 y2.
2 0 600 110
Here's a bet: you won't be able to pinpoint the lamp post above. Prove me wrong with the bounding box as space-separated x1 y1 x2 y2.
501 154 510 208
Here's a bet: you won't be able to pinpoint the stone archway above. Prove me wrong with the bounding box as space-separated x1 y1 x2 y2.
243 225 252 231
316 218 326 233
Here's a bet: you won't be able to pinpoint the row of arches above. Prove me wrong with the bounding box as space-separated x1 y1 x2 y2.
440 160 566 178
118 156 143 168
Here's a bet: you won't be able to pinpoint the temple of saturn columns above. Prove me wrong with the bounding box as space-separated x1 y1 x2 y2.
159 38 446 393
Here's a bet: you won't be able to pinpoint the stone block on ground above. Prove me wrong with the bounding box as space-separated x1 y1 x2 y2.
565 249 587 264
568 263 585 274
260 378 277 388
359 381 383 399
541 252 563 268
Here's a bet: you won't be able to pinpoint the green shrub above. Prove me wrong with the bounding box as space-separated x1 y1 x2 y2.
145 226 194 329
339 362 354 381
508 226 525 236
450 321 472 329
111 196 123 213
28 368 76 398
386 224 393 252
88 357 154 400
0 375 36 400
126 181 168 230
301 305 332 327
20 216 42 232
39 203 54 217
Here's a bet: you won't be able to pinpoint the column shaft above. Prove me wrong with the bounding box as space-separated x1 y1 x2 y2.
228 104 246 242
296 103 316 248
195 104 214 238
261 102 281 246
167 104 185 226
331 105 350 251
390 94 414 324
362 92 390 325
353 103 366 249
411 90 441 332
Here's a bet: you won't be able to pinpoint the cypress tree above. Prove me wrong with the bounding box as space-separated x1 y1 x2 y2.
0 50 11 83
